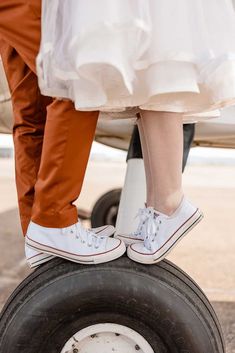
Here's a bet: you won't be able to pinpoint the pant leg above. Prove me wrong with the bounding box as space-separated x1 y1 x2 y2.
0 41 51 234
0 0 99 234
31 102 98 228
0 0 41 74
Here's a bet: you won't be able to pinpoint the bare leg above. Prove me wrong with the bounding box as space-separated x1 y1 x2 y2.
136 115 154 207
138 110 184 216
125 110 203 263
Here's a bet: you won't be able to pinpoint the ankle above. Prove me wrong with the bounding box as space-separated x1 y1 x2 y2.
151 193 185 216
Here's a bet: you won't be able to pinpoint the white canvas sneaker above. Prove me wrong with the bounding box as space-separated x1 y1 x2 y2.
115 205 149 246
25 221 126 265
25 224 116 268
127 196 204 264
91 224 115 237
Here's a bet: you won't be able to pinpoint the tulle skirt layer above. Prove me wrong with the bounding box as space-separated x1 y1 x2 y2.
37 0 235 123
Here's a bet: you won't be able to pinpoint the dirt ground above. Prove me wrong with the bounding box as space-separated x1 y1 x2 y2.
0 158 234 352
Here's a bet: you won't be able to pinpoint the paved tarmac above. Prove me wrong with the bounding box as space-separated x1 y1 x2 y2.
0 158 234 352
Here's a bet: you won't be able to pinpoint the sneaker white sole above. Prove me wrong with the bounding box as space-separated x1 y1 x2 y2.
25 236 126 265
128 209 204 264
26 248 55 269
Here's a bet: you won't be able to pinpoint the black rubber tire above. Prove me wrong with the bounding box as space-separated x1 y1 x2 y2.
90 189 121 228
0 257 225 353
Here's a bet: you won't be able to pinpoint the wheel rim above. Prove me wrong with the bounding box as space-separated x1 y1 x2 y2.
60 323 154 353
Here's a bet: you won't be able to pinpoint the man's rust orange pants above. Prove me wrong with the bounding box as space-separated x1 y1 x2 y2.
0 0 99 235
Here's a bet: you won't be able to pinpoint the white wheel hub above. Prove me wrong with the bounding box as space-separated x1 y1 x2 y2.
61 323 154 353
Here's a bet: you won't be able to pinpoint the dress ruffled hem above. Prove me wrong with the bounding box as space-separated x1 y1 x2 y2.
37 46 235 123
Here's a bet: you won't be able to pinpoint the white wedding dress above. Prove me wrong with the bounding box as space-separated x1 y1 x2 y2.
37 0 235 123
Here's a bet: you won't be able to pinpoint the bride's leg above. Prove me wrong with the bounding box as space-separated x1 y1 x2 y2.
117 110 203 258
138 110 184 216
136 115 154 207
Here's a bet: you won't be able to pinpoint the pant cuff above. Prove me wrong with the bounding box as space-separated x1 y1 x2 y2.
31 206 78 229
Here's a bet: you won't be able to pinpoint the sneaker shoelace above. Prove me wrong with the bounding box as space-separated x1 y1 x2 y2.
132 207 149 238
143 208 163 251
62 222 106 249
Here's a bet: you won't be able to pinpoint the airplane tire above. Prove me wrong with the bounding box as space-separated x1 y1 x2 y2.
0 256 225 353
91 188 121 227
